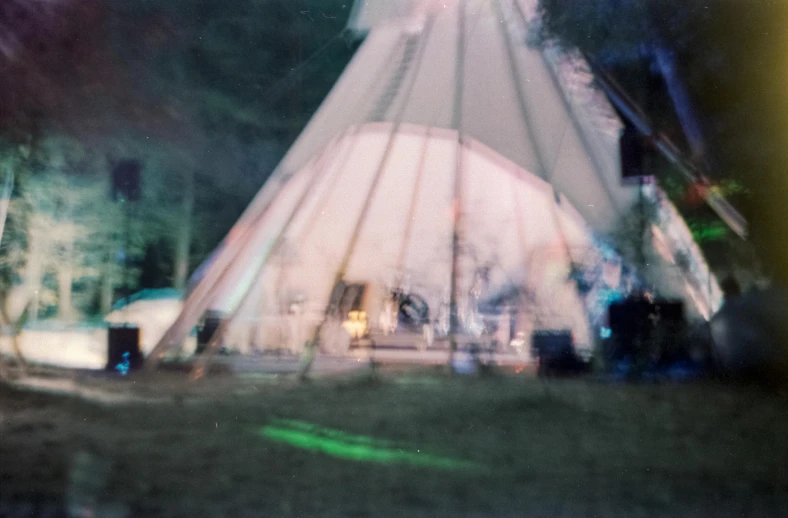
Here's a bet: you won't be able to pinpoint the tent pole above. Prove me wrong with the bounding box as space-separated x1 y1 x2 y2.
249 132 358 358
269 29 417 317
145 173 298 368
298 127 399 379
508 168 533 352
146 130 345 370
270 129 361 342
495 0 549 183
395 127 432 274
300 23 436 380
585 57 747 239
497 0 577 261
162 19 429 373
279 129 362 258
255 33 420 363
510 0 628 225
146 27 403 367
189 140 343 380
499 0 584 334
392 128 431 350
447 0 467 373
448 141 465 371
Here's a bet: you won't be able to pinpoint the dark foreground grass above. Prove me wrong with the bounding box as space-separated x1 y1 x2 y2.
1 371 787 517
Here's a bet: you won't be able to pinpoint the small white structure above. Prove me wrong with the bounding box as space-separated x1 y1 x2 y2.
0 324 107 370
104 290 186 357
0 289 198 370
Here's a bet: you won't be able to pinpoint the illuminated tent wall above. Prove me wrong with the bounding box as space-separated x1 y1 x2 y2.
148 0 722 361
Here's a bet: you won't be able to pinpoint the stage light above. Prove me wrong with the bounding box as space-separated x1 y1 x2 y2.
342 311 368 339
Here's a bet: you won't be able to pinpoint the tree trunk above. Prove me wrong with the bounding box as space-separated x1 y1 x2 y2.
0 168 13 246
0 302 28 378
57 243 74 320
57 268 74 320
0 351 8 381
100 250 114 315
24 238 44 322
173 170 195 290
0 169 14 381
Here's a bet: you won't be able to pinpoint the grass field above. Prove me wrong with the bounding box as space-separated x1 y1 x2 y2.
1 369 787 517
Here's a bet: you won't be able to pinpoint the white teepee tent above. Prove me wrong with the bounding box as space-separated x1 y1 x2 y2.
148 0 722 363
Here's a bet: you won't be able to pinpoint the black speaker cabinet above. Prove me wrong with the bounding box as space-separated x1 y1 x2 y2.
531 330 589 376
111 159 142 202
620 123 647 179
609 299 650 336
106 325 143 372
652 301 684 323
608 298 685 357
531 330 573 359
197 313 224 354
609 299 684 330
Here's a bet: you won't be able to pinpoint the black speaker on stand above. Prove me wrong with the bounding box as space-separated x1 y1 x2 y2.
107 158 144 372
618 121 656 273
531 330 588 376
620 122 647 180
197 311 225 355
106 325 143 372
111 159 142 202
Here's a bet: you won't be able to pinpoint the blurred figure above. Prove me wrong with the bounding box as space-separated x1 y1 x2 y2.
710 286 788 383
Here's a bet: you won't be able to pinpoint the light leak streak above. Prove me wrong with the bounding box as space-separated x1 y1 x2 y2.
255 419 485 472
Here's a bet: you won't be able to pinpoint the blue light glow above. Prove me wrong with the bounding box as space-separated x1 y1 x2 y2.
600 327 612 339
597 288 623 307
115 352 130 375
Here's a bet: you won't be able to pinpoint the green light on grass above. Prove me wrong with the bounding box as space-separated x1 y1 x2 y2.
270 419 398 447
255 419 484 472
393 376 443 386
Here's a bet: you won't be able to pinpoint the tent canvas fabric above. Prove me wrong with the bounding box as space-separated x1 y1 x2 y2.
148 0 721 362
